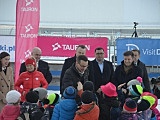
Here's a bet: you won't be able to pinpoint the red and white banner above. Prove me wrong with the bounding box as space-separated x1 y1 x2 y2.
37 36 108 58
15 0 40 81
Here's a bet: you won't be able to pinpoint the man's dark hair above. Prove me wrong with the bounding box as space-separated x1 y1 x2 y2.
132 49 140 55
94 47 104 52
76 55 88 63
77 45 86 50
123 51 134 58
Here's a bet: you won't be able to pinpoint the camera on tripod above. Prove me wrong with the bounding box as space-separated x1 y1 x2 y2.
134 22 138 26
131 22 138 37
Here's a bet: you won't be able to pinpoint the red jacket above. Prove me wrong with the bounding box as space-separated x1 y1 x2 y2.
74 102 99 120
0 104 20 120
15 71 48 102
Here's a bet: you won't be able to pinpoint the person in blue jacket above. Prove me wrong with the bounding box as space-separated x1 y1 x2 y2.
51 86 77 120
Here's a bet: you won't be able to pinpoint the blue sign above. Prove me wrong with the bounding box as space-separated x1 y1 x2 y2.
116 38 160 66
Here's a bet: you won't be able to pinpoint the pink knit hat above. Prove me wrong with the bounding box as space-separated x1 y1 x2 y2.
101 82 117 97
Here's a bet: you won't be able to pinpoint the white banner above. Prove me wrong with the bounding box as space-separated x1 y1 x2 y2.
0 36 15 62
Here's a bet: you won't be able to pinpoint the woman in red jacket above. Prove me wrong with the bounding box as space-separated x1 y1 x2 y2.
15 57 48 102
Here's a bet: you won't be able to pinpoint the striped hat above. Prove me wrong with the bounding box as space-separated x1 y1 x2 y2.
123 98 137 113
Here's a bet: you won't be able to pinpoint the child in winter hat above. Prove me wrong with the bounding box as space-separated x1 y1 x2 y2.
44 93 60 119
119 98 138 120
119 84 143 108
51 86 77 120
82 81 98 105
15 57 48 102
25 89 39 103
0 90 21 119
127 76 143 87
81 90 93 104
99 82 120 120
138 92 159 119
63 86 77 99
19 89 46 120
48 93 60 105
33 87 48 110
128 85 143 97
33 87 48 101
123 98 137 113
6 90 21 104
74 91 99 120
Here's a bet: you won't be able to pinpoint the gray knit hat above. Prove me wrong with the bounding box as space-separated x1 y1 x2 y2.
33 87 48 101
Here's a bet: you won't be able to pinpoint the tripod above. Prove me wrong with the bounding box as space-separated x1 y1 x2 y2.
131 22 138 37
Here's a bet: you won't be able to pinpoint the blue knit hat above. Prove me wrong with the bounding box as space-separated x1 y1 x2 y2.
63 86 77 99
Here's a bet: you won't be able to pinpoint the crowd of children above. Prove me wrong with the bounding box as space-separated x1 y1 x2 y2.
0 56 160 120
0 77 160 120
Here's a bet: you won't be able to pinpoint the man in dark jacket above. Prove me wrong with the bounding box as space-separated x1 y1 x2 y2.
19 47 52 84
112 51 142 88
92 47 115 120
132 49 151 92
91 47 114 93
60 45 94 94
62 55 90 93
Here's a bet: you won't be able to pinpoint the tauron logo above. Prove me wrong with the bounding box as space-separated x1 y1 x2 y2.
25 50 31 58
52 43 61 51
25 24 33 33
25 0 34 6
126 44 139 51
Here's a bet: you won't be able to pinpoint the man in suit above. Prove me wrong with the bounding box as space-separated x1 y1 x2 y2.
60 45 94 94
132 49 151 92
19 47 52 84
92 47 114 120
92 47 114 93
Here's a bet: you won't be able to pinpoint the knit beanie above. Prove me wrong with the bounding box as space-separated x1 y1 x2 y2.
26 89 39 103
0 52 10 59
123 98 137 113
6 90 21 104
47 93 60 105
33 87 48 101
25 58 36 67
63 86 77 99
81 90 93 104
128 85 143 96
83 81 94 91
127 76 143 86
101 82 117 97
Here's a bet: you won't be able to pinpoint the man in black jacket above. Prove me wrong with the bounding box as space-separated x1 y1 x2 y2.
92 47 115 120
132 49 151 92
60 45 94 94
112 51 142 88
92 47 114 93
62 55 89 93
19 47 52 84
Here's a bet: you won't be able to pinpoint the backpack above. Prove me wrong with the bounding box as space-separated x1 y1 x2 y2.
17 107 47 120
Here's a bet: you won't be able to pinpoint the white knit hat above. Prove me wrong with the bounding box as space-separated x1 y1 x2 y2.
127 76 142 86
6 90 21 104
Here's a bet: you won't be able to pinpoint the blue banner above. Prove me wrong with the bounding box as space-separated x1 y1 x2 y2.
116 38 160 66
